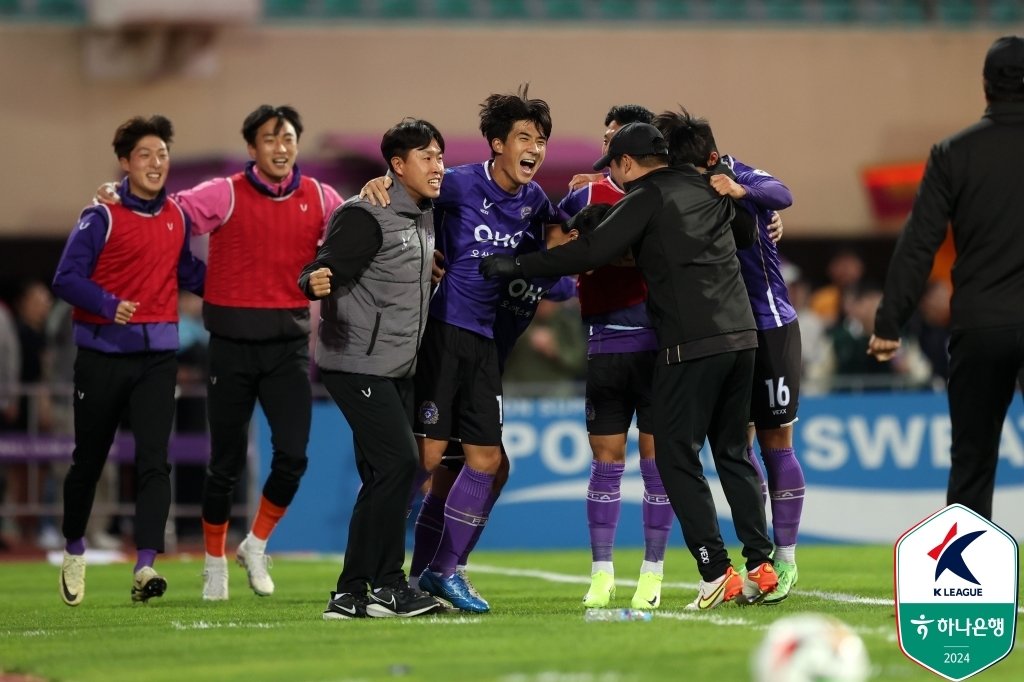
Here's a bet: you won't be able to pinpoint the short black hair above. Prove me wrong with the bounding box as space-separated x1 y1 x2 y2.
112 115 173 160
562 203 612 237
241 105 303 145
652 108 718 168
381 118 445 174
984 80 1024 102
604 104 654 127
479 83 552 157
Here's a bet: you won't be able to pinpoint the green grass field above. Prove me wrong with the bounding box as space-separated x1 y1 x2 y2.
1 546 1021 682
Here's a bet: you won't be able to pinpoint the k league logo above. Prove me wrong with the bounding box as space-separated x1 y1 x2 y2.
895 504 1018 681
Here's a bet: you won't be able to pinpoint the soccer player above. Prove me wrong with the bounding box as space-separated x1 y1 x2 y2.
652 109 805 604
300 118 445 619
52 115 206 606
559 104 673 611
481 122 778 610
361 84 565 612
96 105 343 600
408 222 578 601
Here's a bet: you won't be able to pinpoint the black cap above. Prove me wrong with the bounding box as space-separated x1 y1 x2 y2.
984 36 1024 94
592 122 669 171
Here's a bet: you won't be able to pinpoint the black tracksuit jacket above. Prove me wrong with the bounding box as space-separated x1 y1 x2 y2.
876 101 1024 336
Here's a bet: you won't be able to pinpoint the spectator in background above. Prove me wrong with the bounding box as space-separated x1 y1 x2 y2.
500 298 585 396
1 280 56 548
783 272 829 395
0 299 22 550
52 114 206 606
817 282 930 392
0 300 21 427
905 279 952 387
870 36 1024 521
12 280 54 434
808 247 864 326
172 291 210 542
174 291 209 432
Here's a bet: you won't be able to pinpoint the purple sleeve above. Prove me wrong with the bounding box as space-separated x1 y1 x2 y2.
557 186 588 217
51 208 121 320
176 213 206 296
546 276 577 302
733 162 793 211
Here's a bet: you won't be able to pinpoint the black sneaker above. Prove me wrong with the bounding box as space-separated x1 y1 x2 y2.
366 580 442 618
322 591 368 620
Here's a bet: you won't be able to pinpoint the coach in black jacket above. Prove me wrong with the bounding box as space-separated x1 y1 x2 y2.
869 36 1024 521
480 122 777 608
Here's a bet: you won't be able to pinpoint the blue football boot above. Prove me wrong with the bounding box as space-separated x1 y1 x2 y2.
419 568 489 613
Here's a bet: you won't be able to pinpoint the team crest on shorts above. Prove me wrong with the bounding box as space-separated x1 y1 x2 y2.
419 401 440 425
585 399 596 422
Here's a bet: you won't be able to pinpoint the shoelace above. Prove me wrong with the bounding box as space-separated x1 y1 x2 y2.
459 572 482 599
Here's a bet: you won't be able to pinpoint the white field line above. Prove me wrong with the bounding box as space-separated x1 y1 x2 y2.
468 563 1024 615
469 563 892 606
170 620 281 630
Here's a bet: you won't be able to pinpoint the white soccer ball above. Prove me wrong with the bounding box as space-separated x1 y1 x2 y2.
752 613 871 682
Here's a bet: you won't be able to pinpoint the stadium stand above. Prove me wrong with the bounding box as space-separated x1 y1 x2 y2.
1 1 1023 26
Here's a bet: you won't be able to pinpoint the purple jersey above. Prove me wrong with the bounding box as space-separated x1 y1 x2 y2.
430 162 563 338
558 180 657 355
725 156 798 330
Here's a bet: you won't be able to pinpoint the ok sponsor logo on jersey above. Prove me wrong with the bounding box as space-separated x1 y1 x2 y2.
473 224 528 251
499 278 552 318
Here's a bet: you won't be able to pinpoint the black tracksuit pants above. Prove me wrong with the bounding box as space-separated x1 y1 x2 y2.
62 349 177 551
321 370 418 594
652 349 773 582
946 326 1024 520
201 336 311 525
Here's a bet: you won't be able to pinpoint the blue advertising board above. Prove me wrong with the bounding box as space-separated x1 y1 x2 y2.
258 392 1024 553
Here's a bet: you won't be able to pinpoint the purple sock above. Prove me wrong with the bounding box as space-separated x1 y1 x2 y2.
134 549 157 572
587 460 624 563
430 466 494 577
66 537 86 556
639 458 672 563
410 492 445 578
763 447 805 547
459 488 498 565
747 445 768 506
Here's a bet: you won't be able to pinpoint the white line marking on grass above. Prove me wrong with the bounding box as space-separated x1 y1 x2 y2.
501 674 627 682
470 564 897 608
170 621 279 630
654 611 755 626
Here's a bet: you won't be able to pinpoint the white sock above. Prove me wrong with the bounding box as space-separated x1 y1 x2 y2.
774 544 796 563
408 575 419 590
592 561 614 576
245 532 268 552
640 560 664 576
205 552 226 565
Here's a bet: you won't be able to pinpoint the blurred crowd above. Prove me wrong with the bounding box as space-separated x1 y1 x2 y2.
0 281 210 552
